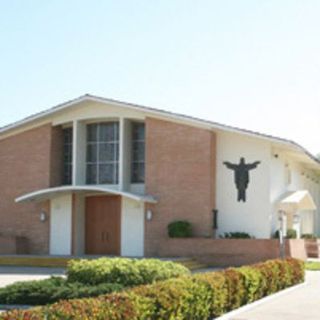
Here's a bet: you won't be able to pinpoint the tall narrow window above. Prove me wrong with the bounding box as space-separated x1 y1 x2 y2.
86 122 119 184
62 127 73 185
131 122 145 183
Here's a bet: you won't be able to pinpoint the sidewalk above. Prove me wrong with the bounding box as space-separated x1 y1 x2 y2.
0 266 65 288
229 271 320 320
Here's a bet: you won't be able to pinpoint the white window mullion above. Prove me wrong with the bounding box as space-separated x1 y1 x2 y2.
119 118 124 190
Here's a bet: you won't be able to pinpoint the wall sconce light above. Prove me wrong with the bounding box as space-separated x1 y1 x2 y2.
212 209 218 230
146 209 153 221
40 211 47 222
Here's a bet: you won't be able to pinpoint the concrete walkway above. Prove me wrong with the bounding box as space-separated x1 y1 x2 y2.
0 266 65 288
230 271 320 320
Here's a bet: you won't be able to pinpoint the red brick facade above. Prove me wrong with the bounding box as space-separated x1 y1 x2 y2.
0 124 62 253
145 117 216 256
0 116 217 256
157 238 307 266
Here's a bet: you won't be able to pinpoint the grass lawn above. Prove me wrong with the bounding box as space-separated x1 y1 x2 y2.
305 261 320 271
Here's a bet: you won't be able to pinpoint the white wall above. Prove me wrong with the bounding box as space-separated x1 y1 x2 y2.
270 151 320 236
216 131 272 238
50 194 72 255
121 198 144 257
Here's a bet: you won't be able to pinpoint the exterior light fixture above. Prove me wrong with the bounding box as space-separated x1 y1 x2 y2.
293 214 301 239
212 209 218 230
278 210 287 259
40 211 47 222
146 209 153 221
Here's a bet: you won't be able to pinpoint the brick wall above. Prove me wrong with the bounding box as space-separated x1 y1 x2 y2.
0 124 62 254
145 117 216 256
50 126 63 187
158 238 307 266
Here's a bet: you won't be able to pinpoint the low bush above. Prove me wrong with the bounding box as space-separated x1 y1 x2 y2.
273 228 297 239
168 220 193 238
1 258 304 320
132 277 212 319
0 277 123 305
301 233 316 239
194 271 228 317
67 257 190 286
220 232 253 239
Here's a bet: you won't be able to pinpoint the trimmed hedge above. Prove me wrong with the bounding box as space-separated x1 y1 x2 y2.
273 228 297 239
168 220 193 238
220 232 253 239
1 258 304 320
0 277 123 305
67 257 190 286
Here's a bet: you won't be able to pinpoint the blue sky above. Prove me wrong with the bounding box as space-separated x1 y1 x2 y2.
1 1 320 154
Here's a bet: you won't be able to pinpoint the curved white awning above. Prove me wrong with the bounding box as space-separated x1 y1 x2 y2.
278 190 316 212
15 185 158 204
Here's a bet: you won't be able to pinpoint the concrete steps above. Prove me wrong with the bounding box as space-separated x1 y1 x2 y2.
176 258 208 271
305 240 320 258
0 256 75 267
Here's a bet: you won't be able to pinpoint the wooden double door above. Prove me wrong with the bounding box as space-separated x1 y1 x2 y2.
85 195 121 255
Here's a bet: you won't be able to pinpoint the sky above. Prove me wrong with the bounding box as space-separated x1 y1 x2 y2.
1 1 320 154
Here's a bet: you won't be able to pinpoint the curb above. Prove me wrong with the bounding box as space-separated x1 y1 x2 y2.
214 281 307 320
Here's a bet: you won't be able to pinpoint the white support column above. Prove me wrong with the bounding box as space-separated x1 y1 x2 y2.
73 120 86 185
50 194 73 255
119 118 125 190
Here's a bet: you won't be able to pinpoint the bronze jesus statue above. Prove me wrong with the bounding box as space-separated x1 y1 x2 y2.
223 157 260 202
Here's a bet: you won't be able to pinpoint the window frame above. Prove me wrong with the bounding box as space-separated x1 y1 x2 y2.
62 127 73 185
131 122 145 183
86 122 119 185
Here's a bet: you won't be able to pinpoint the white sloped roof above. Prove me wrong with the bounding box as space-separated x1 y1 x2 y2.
15 185 158 204
1 94 319 169
279 190 316 211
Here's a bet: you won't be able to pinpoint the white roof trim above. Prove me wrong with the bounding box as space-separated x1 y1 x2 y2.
15 185 158 204
278 190 317 212
1 94 319 168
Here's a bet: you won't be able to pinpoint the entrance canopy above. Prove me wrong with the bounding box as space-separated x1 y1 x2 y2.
278 190 316 212
16 185 158 204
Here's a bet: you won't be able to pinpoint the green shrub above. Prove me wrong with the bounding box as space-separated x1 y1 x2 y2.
194 271 228 317
132 277 212 320
0 293 154 320
168 220 192 238
67 257 190 286
301 233 316 239
252 260 280 295
237 266 265 303
1 258 305 320
220 232 253 239
0 277 123 305
273 228 297 239
222 268 246 310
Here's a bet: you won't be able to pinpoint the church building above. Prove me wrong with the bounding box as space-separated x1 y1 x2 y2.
0 94 319 257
